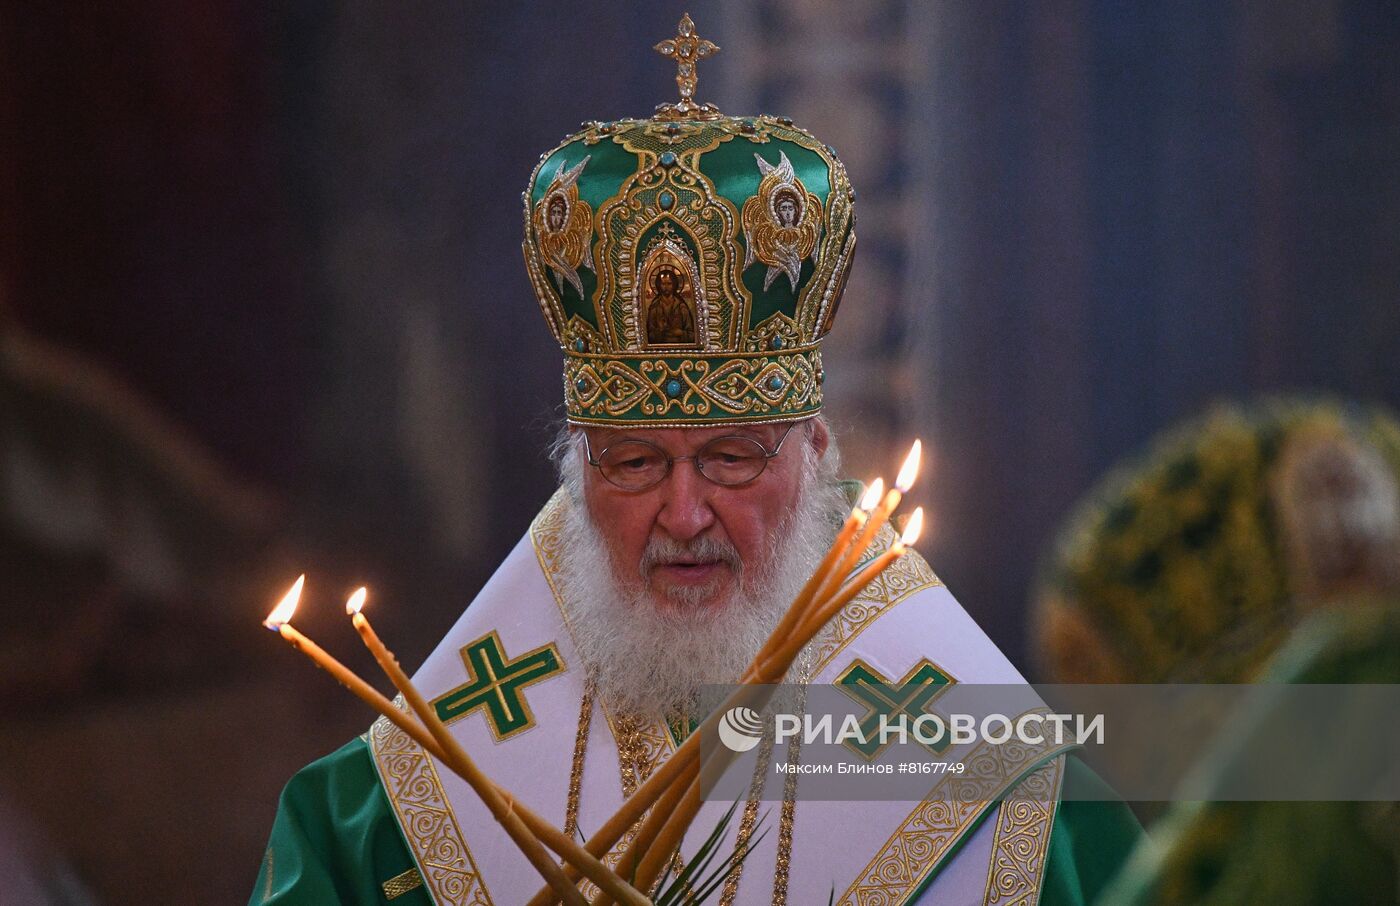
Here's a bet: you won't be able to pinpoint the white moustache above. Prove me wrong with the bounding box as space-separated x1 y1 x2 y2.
639 535 742 575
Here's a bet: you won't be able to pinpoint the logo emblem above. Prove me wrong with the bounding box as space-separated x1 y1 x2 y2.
717 706 764 752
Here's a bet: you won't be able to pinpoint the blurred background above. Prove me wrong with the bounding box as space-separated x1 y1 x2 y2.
2 1 1399 902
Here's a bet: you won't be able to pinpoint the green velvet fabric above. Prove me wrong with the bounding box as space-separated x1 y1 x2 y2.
250 738 430 906
1038 756 1146 906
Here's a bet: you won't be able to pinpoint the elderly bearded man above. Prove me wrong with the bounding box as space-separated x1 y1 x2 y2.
253 18 1141 906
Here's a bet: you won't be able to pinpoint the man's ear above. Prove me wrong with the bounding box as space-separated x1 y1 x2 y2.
806 417 830 460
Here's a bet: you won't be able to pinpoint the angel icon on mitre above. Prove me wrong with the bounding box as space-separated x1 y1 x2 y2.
741 149 823 291
532 155 595 296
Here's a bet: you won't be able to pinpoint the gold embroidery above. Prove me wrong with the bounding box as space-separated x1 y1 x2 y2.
742 312 801 353
564 682 595 839
593 148 742 353
520 109 856 427
383 867 426 901
812 522 943 672
262 847 274 902
532 155 595 297
770 679 807 906
564 702 681 901
717 676 807 906
564 349 822 422
368 697 492 906
837 718 1073 906
982 756 1065 906
742 150 823 291
773 787 798 906
718 725 777 905
525 118 850 350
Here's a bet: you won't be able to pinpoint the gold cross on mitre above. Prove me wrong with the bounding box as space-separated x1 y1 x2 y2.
653 12 721 120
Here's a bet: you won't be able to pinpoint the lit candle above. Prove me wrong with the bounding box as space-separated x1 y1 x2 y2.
796 507 924 645
265 579 625 905
814 440 920 605
264 580 454 764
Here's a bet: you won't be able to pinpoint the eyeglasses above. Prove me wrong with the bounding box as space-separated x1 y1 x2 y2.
583 423 798 491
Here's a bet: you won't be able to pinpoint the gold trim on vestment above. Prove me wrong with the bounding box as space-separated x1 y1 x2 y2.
564 682 595 840
368 696 492 906
720 727 778 903
811 522 944 671
261 847 274 902
837 722 1074 906
982 756 1065 906
383 867 427 901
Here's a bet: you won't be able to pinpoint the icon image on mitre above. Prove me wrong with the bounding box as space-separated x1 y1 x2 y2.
638 224 703 348
532 155 595 296
740 150 823 291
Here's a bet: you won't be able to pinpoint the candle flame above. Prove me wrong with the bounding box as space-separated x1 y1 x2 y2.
346 587 368 616
264 575 305 629
895 440 922 492
859 477 885 511
900 507 925 546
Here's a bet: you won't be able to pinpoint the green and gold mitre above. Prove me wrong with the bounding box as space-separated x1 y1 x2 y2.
522 14 856 427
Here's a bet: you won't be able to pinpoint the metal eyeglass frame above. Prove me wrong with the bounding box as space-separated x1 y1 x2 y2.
582 421 798 491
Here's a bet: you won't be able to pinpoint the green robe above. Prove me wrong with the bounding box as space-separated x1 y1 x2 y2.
252 742 1142 905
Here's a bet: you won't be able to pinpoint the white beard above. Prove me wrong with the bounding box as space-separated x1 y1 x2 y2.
553 429 846 717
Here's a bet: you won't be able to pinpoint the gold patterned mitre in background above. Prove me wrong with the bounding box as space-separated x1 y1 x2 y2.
522 13 857 426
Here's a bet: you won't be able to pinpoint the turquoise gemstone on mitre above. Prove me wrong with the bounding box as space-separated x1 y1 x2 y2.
664 378 684 398
659 151 677 167
768 375 785 391
659 191 675 210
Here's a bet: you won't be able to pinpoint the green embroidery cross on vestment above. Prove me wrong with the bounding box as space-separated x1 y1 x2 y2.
431 630 565 741
836 657 955 760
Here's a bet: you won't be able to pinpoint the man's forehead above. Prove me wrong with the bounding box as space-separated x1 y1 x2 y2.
583 421 794 447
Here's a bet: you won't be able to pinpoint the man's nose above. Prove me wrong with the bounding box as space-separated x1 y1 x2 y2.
654 460 717 541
